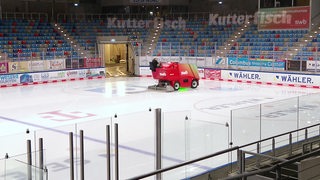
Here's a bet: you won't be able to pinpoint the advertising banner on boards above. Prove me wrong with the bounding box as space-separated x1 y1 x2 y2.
8 62 30 73
0 62 8 73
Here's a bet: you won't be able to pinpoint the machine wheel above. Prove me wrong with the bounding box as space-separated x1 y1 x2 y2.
173 82 180 91
191 79 198 88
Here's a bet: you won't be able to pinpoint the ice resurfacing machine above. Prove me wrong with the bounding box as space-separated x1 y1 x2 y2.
148 59 200 92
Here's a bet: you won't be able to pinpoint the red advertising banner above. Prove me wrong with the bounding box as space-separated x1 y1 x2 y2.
204 69 221 79
258 6 310 30
84 58 102 68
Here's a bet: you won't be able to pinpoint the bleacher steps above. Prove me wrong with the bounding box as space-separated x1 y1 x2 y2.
52 23 89 57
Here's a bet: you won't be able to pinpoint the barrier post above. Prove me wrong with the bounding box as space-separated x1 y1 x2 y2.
39 138 44 180
115 123 119 180
27 140 32 180
80 130 84 180
69 132 74 180
106 125 111 180
155 108 162 180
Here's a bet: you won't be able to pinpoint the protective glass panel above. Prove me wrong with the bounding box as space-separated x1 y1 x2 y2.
35 124 76 180
0 153 47 180
184 116 230 177
0 132 34 160
261 98 298 140
162 110 190 179
75 117 112 180
298 93 320 138
112 109 155 180
231 105 261 148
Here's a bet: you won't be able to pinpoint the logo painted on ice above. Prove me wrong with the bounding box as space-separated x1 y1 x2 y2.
259 105 318 119
275 75 313 84
39 110 96 122
229 72 261 80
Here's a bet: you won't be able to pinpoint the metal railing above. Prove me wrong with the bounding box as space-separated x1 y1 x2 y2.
129 122 320 179
224 148 320 180
128 146 239 180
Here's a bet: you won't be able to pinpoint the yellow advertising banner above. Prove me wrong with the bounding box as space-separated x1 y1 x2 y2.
8 61 31 73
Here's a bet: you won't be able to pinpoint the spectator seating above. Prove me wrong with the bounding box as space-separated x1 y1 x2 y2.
229 24 309 60
153 18 239 57
59 19 149 53
0 19 76 61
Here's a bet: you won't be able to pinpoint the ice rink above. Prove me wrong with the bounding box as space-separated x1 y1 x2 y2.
0 77 320 179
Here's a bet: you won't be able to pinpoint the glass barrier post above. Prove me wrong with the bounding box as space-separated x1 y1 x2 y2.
114 123 119 180
289 133 293 156
69 132 74 180
39 138 44 180
106 125 111 180
155 108 162 180
27 140 32 180
80 130 84 180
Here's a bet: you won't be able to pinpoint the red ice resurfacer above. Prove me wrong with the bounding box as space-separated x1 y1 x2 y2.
148 59 200 92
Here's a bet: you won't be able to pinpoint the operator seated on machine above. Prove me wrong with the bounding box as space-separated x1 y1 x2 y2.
149 58 160 72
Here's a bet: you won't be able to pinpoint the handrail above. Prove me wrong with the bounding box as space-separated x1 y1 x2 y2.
128 122 320 180
223 148 320 180
128 146 239 180
1 12 48 20
242 150 288 162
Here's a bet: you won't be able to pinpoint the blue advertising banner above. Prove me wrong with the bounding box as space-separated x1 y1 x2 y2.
228 57 285 69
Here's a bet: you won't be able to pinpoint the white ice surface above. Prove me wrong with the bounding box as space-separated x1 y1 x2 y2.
0 77 319 179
